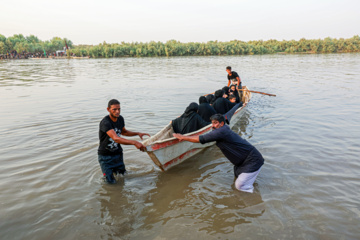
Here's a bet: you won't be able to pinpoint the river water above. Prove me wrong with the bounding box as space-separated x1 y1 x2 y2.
0 54 359 239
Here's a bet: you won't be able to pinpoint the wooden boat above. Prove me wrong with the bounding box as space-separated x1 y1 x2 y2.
50 56 90 59
142 86 252 171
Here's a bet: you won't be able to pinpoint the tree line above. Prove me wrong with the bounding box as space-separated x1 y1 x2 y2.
1 33 359 58
0 34 73 56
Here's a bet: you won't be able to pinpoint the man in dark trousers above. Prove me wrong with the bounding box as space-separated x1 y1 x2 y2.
173 114 264 193
98 99 150 183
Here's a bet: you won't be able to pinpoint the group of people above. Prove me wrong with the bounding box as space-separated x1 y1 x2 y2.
171 84 242 135
97 66 264 193
171 66 243 135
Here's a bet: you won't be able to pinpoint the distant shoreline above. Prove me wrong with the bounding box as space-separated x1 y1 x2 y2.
1 34 359 59
2 51 360 60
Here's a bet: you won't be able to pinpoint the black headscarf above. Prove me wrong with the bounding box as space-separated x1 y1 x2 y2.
214 89 224 99
206 94 215 105
212 97 235 114
229 87 240 103
172 102 210 134
199 96 208 104
222 86 230 96
198 96 217 122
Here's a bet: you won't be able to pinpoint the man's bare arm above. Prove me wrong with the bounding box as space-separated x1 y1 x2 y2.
107 129 146 151
173 133 200 143
122 127 150 140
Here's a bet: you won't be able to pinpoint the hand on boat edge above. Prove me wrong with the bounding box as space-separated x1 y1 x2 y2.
173 133 183 141
138 132 151 140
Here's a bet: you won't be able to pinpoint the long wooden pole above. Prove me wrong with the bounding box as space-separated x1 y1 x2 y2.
238 89 276 97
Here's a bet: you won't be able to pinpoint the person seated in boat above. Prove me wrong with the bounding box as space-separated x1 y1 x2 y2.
212 89 235 114
229 95 237 104
198 96 217 122
222 86 230 99
205 94 215 105
173 114 264 193
229 85 241 103
171 102 210 134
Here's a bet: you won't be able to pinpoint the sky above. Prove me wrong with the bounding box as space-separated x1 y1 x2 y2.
1 0 359 45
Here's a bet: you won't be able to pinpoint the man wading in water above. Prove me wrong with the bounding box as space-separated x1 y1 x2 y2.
173 114 264 193
98 99 150 184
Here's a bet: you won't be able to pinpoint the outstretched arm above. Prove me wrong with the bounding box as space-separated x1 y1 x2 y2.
122 127 150 140
173 133 200 143
107 129 146 151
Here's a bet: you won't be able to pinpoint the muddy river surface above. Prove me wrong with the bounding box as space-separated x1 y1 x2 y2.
0 54 359 239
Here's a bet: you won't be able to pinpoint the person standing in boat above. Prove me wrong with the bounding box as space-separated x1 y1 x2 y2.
173 114 264 193
98 99 150 184
226 66 241 89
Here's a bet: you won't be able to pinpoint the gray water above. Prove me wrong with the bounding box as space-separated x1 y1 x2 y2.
0 54 359 240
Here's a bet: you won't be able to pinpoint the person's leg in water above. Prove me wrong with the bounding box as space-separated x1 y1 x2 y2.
113 152 127 176
98 155 117 184
234 168 261 193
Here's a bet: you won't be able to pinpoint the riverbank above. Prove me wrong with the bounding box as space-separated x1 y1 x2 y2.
1 34 359 59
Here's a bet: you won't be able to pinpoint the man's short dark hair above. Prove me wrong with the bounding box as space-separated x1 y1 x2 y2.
226 66 231 71
108 99 120 108
229 95 236 100
210 114 225 123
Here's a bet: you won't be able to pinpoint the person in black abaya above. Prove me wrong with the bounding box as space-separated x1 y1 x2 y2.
172 102 210 134
229 84 241 103
222 86 230 99
206 94 215 105
198 96 217 122
212 89 236 114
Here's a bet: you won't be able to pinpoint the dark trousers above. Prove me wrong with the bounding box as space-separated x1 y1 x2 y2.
98 153 126 182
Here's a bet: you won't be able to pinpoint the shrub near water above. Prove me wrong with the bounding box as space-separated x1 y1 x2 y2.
1 34 359 57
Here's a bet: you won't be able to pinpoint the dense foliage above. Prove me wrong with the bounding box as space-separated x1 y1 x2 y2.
0 34 73 54
1 34 359 57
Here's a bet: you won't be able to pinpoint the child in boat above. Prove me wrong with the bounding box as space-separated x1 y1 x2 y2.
229 85 240 103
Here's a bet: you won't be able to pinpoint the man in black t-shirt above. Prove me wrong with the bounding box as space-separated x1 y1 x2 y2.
226 66 241 89
173 114 264 193
98 99 150 184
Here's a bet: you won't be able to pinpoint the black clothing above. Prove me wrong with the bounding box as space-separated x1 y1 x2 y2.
198 103 217 122
98 115 125 155
206 94 215 105
199 96 208 104
227 71 240 83
224 102 243 123
229 89 240 103
98 153 126 184
212 97 235 114
199 125 264 177
222 86 230 97
172 102 210 134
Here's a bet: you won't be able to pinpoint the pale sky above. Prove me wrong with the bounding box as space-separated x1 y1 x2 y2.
1 0 359 45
